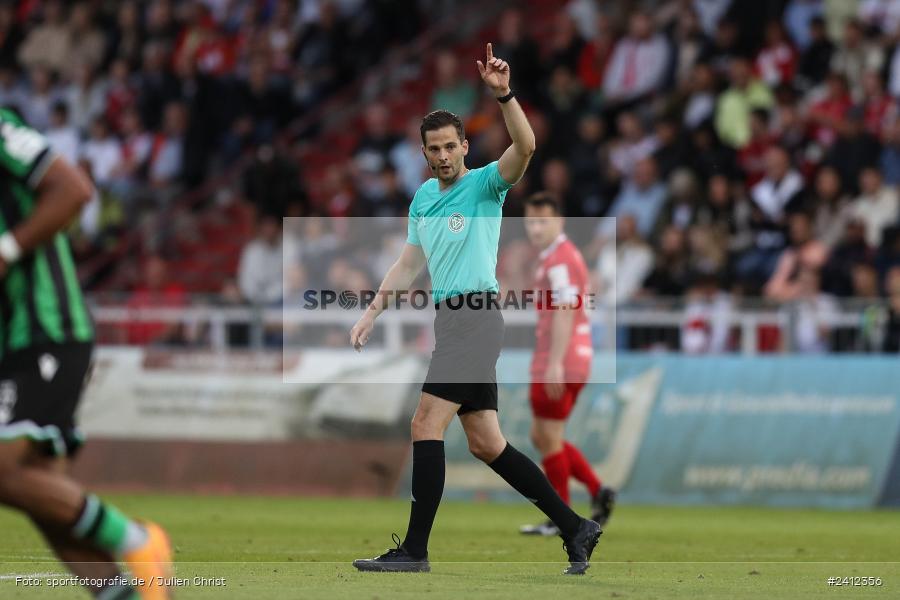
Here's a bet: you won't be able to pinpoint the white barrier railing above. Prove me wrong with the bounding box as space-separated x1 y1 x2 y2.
89 302 871 355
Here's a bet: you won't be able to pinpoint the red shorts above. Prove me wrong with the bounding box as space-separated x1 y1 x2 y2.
529 380 585 420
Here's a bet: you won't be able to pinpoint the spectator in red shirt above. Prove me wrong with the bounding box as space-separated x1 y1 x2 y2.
738 109 776 187
860 71 896 140
125 255 187 346
756 21 797 87
808 73 852 148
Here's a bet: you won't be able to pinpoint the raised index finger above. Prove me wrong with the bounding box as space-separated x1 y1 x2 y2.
486 42 493 61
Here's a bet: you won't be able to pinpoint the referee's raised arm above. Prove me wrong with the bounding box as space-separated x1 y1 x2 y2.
476 42 536 186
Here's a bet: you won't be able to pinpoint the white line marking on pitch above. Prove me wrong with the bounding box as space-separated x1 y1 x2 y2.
0 572 67 580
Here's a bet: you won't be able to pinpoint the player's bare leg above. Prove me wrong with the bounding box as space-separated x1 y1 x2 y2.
0 439 173 598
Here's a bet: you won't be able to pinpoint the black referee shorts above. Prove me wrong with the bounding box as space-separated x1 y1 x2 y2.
422 292 504 415
0 342 93 457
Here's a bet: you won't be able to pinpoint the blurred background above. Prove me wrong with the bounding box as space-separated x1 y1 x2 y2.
4 0 899 508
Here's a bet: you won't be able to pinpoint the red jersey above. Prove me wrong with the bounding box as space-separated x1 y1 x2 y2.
530 234 593 382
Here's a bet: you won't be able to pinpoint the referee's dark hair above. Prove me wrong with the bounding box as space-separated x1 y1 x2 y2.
524 191 562 215
420 110 465 144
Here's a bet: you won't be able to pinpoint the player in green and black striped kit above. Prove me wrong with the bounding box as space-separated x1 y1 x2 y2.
0 108 173 600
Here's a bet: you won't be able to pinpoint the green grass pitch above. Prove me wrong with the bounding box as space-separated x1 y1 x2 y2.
0 494 898 599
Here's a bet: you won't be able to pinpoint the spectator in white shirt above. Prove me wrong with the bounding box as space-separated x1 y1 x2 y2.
595 213 655 305
238 215 284 305
602 11 671 104
81 117 123 186
850 166 900 248
44 102 80 165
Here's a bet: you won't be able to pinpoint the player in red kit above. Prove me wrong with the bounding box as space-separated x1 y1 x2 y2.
519 193 616 536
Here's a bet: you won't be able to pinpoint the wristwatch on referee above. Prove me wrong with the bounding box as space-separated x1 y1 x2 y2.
496 90 515 104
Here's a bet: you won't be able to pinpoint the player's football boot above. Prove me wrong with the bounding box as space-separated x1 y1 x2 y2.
591 487 617 528
561 518 601 575
353 533 431 573
519 520 560 536
123 521 174 599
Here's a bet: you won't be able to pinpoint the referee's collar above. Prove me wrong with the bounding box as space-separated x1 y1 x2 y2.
539 233 567 260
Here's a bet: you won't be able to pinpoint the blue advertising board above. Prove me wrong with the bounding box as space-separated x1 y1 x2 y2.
439 353 900 508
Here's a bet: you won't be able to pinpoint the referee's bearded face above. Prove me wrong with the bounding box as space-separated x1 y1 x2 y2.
524 204 563 249
422 126 468 183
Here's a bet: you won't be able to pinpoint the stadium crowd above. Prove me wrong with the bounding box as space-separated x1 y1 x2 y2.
6 0 900 352
279 0 900 353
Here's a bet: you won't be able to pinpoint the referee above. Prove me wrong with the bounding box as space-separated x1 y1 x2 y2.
350 43 601 575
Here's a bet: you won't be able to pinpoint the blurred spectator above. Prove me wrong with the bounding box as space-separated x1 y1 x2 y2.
738 146 804 287
238 214 284 305
545 12 584 72
595 214 654 304
17 0 69 74
105 1 144 69
294 0 348 109
493 8 541 102
859 0 900 37
243 143 305 219
715 57 774 148
798 16 834 88
822 220 874 296
24 66 60 132
785 268 837 352
830 19 883 99
849 166 899 248
822 108 881 196
567 113 607 216
860 71 895 139
67 2 105 77
0 3 21 70
765 212 830 301
64 64 107 134
809 165 852 248
353 103 399 194
125 255 187 346
693 0 734 37
695 173 754 260
878 266 900 351
755 21 797 87
576 13 616 93
602 11 671 104
783 0 824 52
390 117 430 198
680 62 717 130
540 65 587 159
148 101 188 189
608 111 659 180
45 102 80 165
643 225 691 296
430 51 477 119
681 272 733 354
603 157 667 238
737 108 775 187
880 119 900 185
807 73 852 149
700 19 740 76
81 117 122 187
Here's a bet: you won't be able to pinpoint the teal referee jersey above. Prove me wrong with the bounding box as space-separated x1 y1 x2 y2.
407 161 513 303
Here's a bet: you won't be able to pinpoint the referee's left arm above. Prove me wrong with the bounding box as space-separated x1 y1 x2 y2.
476 42 535 185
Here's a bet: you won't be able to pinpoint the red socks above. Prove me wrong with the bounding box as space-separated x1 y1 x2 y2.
564 442 601 497
541 449 570 505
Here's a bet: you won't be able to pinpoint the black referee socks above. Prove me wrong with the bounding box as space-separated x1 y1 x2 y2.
489 443 582 537
402 440 445 558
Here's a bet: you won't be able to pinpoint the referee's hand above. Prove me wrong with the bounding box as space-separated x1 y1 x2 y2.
350 313 375 352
